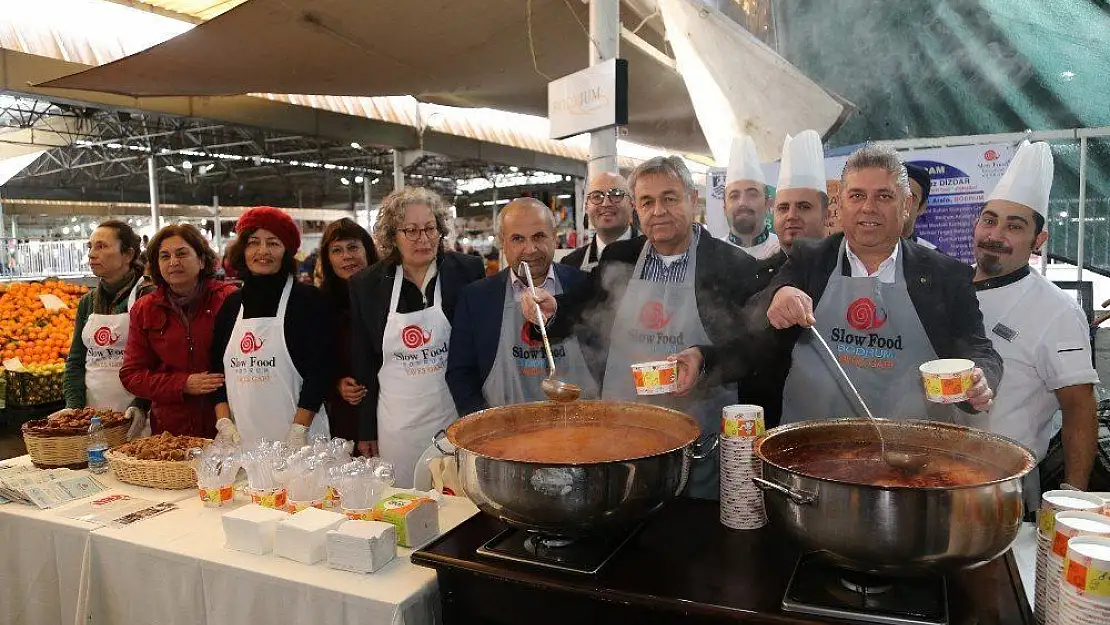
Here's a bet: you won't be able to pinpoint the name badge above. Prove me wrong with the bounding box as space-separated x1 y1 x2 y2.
992 323 1017 342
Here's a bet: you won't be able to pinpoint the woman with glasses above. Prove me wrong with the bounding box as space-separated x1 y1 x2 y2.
209 207 333 449
349 187 484 486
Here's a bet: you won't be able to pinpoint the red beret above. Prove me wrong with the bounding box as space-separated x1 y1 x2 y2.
235 206 300 252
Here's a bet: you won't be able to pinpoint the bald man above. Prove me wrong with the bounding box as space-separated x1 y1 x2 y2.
447 198 599 414
563 172 638 272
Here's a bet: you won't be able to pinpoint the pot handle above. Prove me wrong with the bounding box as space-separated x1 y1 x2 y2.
689 434 719 460
432 429 454 456
752 477 817 505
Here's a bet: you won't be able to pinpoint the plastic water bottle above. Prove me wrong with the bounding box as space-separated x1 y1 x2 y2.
87 416 108 474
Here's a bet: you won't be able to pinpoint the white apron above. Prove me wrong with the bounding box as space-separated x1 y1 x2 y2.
223 276 329 447
481 271 599 406
377 271 458 488
82 281 141 412
601 233 735 500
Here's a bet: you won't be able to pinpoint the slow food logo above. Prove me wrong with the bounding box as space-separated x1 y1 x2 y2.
239 331 265 354
520 321 542 348
92 326 120 347
846 297 887 331
401 324 432 349
639 301 671 331
984 149 1000 161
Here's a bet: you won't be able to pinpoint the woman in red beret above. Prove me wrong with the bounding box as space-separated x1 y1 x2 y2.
209 206 333 449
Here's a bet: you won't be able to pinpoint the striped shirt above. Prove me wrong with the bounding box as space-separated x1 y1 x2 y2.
640 226 700 283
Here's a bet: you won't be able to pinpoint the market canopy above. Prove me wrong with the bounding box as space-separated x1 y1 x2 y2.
36 0 851 160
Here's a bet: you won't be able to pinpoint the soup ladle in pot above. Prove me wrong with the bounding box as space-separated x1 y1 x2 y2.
808 325 928 471
520 263 581 403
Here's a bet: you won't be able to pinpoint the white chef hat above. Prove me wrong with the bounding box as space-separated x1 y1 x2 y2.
777 130 826 193
725 134 766 186
987 140 1054 217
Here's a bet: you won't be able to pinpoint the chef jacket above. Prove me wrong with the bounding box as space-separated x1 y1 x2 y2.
965 267 1098 460
725 228 781 260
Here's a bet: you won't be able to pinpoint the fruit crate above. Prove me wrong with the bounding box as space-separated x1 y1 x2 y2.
5 368 64 408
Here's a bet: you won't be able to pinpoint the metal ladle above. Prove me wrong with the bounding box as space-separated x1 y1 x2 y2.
809 325 928 471
520 262 581 403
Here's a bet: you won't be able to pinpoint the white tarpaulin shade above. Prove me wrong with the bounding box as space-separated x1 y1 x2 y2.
38 0 850 158
0 151 45 186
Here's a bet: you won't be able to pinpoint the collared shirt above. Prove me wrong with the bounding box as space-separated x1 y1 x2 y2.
640 226 700 283
589 226 634 263
845 242 899 284
510 264 556 301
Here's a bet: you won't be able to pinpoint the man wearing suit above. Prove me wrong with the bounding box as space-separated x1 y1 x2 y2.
562 172 637 272
523 157 775 499
679 144 1001 423
447 198 597 416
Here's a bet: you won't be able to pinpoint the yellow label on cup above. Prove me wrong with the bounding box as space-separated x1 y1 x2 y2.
343 507 373 520
1040 508 1058 535
250 488 287 510
722 417 765 438
199 484 233 505
1065 557 1110 597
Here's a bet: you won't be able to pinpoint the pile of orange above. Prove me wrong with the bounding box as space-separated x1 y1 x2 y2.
0 280 88 366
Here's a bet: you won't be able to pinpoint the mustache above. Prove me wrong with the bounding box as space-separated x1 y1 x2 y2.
977 241 1012 254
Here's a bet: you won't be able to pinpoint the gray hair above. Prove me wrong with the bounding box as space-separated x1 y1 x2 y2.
373 186 452 263
840 143 911 197
495 198 557 238
629 156 697 200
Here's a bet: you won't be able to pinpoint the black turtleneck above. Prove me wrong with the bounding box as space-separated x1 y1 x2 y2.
209 272 333 412
973 264 1031 291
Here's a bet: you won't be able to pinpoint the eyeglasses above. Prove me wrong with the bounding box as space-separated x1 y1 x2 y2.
399 225 440 241
586 188 629 206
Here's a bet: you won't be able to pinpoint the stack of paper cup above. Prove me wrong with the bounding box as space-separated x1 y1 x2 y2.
1043 511 1110 625
719 404 767 530
1058 536 1110 624
1035 490 1106 624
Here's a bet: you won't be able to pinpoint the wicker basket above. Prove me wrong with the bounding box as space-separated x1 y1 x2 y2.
6 369 64 407
21 418 131 469
105 444 210 490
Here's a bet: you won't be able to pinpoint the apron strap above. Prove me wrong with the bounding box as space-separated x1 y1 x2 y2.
388 268 404 313
276 276 293 318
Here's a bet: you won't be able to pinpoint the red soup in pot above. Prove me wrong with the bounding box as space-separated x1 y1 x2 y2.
782 441 1010 488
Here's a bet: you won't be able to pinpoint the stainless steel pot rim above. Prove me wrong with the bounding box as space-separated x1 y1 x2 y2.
754 417 1037 491
445 400 703 466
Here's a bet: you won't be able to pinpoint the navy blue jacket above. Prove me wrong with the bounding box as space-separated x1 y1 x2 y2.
446 263 588 416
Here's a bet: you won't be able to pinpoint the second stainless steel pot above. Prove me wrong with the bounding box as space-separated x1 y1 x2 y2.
754 418 1036 575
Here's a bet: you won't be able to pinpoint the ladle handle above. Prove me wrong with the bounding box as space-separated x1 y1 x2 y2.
809 326 877 422
521 263 558 377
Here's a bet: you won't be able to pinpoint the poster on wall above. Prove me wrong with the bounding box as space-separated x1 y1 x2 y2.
705 142 1018 264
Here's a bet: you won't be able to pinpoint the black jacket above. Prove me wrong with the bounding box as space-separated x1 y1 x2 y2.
703 233 1003 414
561 225 640 271
546 227 777 387
349 252 486 442
446 264 590 416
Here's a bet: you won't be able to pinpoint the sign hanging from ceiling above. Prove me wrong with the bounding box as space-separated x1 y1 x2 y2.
548 59 628 140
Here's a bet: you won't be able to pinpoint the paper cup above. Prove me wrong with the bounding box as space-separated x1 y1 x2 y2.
1039 491 1107 538
324 485 341 508
1060 537 1110 618
198 483 234 507
631 360 677 395
285 498 326 514
919 358 975 403
721 405 765 438
1043 512 1110 625
247 487 288 510
342 507 374 521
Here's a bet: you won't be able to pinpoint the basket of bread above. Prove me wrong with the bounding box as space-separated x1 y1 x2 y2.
21 407 131 469
106 432 212 489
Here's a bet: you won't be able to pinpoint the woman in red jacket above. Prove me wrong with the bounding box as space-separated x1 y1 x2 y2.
120 223 237 437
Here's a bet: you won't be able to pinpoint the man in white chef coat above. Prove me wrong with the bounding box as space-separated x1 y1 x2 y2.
722 134 780 259
968 140 1099 500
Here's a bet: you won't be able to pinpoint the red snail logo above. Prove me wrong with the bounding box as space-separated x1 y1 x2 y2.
239 331 265 354
984 149 999 161
92 326 120 347
639 301 671 331
846 297 888 331
520 321 543 348
401 324 432 349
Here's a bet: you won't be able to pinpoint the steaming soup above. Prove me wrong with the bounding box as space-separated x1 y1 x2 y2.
469 423 686 463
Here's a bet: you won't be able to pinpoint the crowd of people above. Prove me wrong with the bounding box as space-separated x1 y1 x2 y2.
58 133 1103 499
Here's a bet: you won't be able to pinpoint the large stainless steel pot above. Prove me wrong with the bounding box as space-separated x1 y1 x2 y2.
753 418 1036 576
438 400 708 537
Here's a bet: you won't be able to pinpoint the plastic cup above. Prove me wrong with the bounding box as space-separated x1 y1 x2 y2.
919 358 975 403
198 483 234 508
631 361 678 395
247 487 288 510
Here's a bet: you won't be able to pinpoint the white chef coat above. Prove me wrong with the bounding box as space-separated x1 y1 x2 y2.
725 230 781 260
967 270 1098 460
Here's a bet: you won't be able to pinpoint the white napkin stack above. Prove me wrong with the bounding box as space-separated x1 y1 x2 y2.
274 507 347 564
222 504 290 555
326 520 398 574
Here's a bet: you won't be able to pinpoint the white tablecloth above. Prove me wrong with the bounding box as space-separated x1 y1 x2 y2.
0 456 196 625
83 491 478 625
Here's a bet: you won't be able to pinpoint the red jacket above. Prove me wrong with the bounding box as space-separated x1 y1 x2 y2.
120 278 238 437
